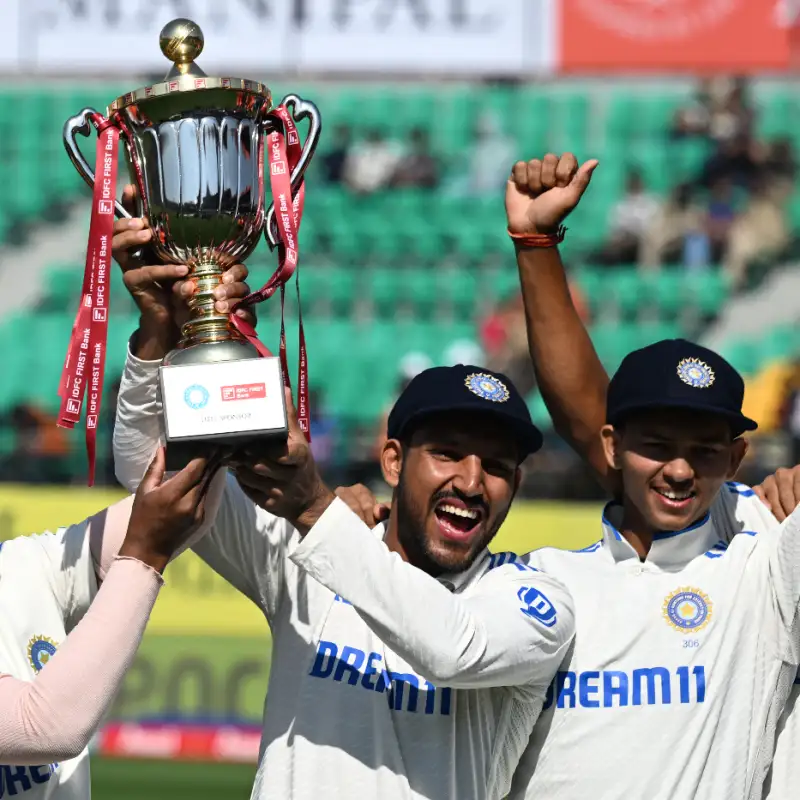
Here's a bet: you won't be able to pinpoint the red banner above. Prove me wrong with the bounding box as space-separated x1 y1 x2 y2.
559 0 790 72
96 722 261 763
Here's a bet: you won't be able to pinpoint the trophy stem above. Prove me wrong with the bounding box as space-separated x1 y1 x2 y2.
181 258 238 346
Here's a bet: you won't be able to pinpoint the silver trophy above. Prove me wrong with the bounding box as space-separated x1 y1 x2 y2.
63 18 321 467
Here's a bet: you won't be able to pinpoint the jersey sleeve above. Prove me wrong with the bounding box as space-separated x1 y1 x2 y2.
3 520 98 632
765 500 800 662
290 499 575 689
113 343 293 620
190 473 294 621
0 557 161 764
113 341 164 493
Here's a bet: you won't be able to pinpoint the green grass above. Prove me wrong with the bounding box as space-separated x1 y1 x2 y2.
92 758 256 800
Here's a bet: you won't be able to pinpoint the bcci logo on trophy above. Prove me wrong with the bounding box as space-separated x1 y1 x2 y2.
97 199 114 215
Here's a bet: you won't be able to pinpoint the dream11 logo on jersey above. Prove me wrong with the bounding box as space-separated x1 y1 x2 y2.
575 0 739 40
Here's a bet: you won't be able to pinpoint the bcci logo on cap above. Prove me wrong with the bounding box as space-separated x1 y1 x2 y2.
677 358 715 389
465 373 509 403
184 384 210 410
27 636 57 673
663 587 713 633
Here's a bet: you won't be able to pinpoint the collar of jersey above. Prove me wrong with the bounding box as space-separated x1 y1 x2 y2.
375 521 490 591
600 502 717 568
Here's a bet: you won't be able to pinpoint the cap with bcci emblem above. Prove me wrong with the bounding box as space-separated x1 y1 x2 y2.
387 364 544 458
606 339 758 436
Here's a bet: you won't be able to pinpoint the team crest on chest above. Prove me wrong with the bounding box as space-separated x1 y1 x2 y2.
27 635 58 672
663 587 712 633
676 358 715 389
464 373 509 403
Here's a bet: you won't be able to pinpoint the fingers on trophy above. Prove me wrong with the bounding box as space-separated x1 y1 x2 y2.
61 17 322 472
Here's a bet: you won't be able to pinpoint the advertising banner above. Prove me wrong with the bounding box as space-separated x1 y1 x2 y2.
559 0 791 72
9 0 555 76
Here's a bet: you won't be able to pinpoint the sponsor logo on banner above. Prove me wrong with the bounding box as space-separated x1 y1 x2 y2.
561 0 789 70
92 308 107 322
97 199 113 215
14 0 547 75
167 81 179 92
575 0 737 40
194 78 207 89
87 415 98 429
221 383 267 402
65 399 80 416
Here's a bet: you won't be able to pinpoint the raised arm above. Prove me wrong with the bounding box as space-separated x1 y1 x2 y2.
292 498 574 688
0 451 214 764
506 153 618 494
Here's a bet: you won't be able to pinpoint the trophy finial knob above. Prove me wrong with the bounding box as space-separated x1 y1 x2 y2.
159 18 206 78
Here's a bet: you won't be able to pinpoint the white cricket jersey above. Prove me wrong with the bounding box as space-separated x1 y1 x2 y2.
763 678 800 799
0 524 97 799
113 349 575 800
508 482 799 800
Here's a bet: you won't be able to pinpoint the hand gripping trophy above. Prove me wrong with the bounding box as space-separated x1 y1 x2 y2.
60 18 321 480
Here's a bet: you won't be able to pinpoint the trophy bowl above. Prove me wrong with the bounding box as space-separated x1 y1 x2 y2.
63 17 321 366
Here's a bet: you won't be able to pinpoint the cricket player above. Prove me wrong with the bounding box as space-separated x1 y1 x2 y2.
0 449 220 799
503 152 800 799
110 270 574 799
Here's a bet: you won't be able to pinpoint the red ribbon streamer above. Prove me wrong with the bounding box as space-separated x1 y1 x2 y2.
231 104 310 440
58 115 119 486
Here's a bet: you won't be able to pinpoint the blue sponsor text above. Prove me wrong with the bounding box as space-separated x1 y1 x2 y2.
543 665 706 710
309 640 452 716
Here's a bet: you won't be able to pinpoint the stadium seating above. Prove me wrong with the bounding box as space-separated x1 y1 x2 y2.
6 81 799 435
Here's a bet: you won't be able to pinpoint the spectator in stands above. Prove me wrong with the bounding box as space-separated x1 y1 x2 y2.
779 356 800 465
467 113 516 195
320 124 353 185
705 176 739 262
371 352 433 461
640 183 705 269
724 174 791 289
443 339 484 368
0 403 70 484
671 78 715 138
309 388 340 480
344 128 401 194
392 127 440 189
672 76 755 146
480 293 535 396
593 168 661 265
762 136 798 185
700 132 762 192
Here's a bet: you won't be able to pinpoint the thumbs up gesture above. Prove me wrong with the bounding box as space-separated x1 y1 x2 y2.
505 153 599 236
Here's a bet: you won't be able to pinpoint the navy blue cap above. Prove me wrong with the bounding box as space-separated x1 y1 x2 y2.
387 364 543 458
607 339 757 436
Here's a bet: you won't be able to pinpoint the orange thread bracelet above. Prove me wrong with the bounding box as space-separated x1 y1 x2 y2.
508 226 567 248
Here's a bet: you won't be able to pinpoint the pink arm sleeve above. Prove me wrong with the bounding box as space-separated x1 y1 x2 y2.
89 473 227 583
0 557 162 764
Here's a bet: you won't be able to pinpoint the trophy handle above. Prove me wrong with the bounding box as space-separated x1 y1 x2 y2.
264 94 322 249
63 108 131 220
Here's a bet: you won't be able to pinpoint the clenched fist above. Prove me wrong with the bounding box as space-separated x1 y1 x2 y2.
506 153 599 236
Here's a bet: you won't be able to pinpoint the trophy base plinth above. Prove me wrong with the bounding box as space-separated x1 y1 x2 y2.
159 349 288 471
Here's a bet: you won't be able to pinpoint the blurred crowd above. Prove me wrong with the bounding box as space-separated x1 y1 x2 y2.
593 77 796 290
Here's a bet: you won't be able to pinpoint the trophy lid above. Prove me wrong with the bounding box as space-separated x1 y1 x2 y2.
108 18 270 114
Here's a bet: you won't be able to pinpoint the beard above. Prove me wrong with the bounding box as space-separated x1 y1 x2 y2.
395 470 510 576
